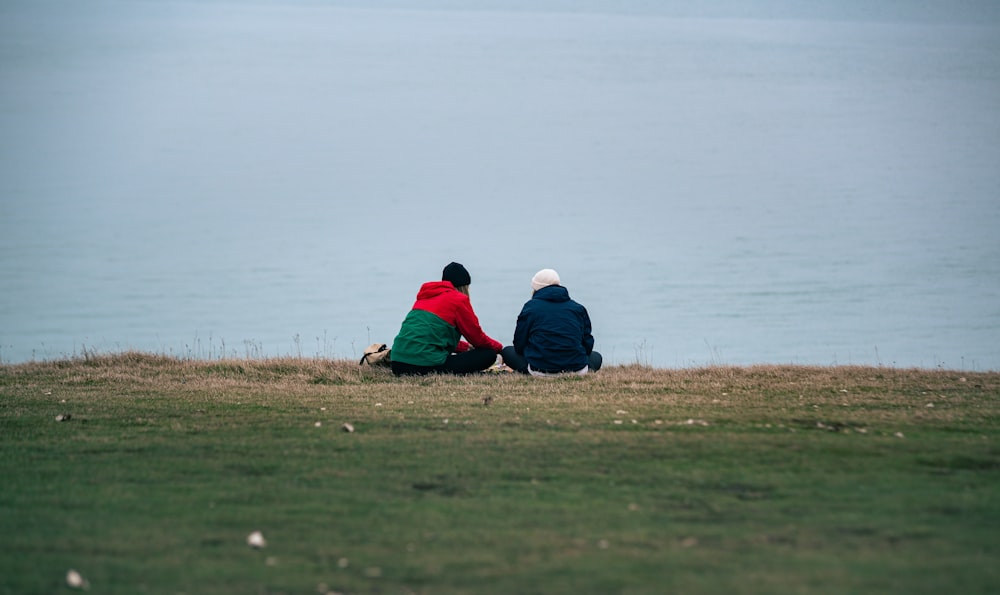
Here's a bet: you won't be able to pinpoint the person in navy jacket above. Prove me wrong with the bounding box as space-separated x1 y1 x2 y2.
501 269 602 376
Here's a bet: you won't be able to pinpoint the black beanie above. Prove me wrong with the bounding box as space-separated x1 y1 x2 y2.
442 262 471 287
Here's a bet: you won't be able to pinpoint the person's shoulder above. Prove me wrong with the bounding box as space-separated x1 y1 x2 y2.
563 296 588 313
447 288 471 306
515 296 540 317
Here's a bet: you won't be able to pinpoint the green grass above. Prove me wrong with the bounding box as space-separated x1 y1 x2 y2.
1 354 998 594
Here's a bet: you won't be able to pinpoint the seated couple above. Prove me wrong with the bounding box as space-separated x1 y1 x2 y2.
390 262 602 377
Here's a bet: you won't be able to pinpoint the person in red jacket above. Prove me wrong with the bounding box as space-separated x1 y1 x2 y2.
390 262 503 376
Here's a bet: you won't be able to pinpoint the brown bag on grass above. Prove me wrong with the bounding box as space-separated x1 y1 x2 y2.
359 343 391 366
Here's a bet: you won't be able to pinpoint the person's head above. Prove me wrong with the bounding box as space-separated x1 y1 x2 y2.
531 268 561 293
442 262 471 295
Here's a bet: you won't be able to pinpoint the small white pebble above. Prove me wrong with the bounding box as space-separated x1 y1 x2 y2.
66 569 89 590
926 403 935 408
613 420 623 425
314 421 322 427
895 432 905 439
342 423 355 433
247 531 266 548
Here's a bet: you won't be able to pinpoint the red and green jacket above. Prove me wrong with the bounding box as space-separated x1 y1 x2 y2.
391 281 503 367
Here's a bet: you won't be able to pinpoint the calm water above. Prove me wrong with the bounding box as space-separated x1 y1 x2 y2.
2 1 999 369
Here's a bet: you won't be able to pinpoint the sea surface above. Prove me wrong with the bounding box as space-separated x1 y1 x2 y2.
2 0 999 369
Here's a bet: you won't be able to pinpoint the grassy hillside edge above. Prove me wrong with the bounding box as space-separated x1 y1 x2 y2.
2 353 998 594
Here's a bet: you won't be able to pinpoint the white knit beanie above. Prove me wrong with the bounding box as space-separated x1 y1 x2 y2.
531 268 561 291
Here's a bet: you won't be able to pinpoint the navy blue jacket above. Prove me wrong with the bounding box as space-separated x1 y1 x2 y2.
512 285 595 372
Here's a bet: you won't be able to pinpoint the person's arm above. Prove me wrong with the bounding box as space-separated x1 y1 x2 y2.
512 309 531 355
581 307 595 355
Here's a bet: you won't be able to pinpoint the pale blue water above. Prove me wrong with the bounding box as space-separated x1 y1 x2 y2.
2 1 999 369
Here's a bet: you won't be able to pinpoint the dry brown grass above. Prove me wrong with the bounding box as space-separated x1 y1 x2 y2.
4 352 995 416
4 351 995 388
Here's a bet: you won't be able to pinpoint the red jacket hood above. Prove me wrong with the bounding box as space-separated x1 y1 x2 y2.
415 280 459 301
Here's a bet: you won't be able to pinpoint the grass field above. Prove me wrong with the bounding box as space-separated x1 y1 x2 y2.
1 354 998 594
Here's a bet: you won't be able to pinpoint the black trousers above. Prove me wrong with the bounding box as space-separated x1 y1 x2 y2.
391 348 498 376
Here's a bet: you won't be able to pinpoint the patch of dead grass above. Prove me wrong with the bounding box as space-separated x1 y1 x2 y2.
3 352 997 416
